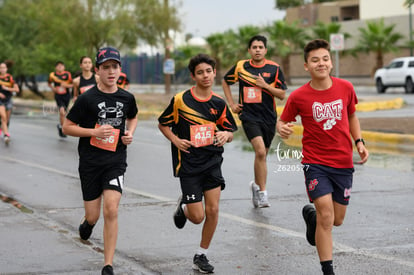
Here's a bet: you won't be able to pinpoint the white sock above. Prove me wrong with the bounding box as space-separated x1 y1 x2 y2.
259 190 268 196
196 247 208 256
181 203 186 212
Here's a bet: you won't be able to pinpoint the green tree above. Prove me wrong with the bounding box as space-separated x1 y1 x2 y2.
355 18 404 74
311 21 351 42
206 33 228 85
274 0 304 9
265 20 310 84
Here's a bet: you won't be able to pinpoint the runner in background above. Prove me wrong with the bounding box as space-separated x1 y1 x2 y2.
0 62 20 145
73 56 99 101
117 71 129 90
48 61 73 138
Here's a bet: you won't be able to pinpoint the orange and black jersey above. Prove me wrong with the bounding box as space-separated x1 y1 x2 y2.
0 73 15 101
117 72 129 89
158 88 237 177
223 59 287 125
48 71 72 95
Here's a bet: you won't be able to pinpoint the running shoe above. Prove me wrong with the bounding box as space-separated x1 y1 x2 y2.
193 254 214 273
57 124 67 138
4 134 10 146
173 195 187 229
250 181 260 208
302 204 317 246
101 265 114 275
79 217 95 240
258 191 270 208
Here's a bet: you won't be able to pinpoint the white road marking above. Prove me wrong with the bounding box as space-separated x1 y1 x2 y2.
1 155 413 268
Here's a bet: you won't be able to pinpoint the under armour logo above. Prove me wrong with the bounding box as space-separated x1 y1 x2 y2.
186 194 196 201
97 101 124 118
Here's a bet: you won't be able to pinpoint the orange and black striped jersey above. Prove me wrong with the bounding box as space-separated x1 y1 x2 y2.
48 71 72 95
0 73 15 101
158 87 237 177
223 59 287 125
117 72 129 89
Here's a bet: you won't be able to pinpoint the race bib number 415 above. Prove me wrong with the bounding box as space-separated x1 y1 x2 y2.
190 123 215 148
90 124 120 152
243 87 262 103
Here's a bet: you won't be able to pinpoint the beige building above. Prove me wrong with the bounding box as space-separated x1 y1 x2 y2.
283 0 413 84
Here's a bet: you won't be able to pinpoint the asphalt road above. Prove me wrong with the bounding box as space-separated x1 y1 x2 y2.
0 112 413 274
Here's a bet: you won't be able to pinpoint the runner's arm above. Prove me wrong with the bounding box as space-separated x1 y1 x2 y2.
158 123 191 153
222 79 242 114
72 77 80 99
62 118 112 138
349 112 369 164
121 116 138 145
276 118 294 139
256 74 285 100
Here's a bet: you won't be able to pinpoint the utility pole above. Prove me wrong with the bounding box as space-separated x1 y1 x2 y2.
164 0 171 94
410 1 413 56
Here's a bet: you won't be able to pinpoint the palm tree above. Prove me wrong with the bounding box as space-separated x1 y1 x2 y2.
206 32 230 84
311 21 351 42
355 18 404 75
265 20 310 84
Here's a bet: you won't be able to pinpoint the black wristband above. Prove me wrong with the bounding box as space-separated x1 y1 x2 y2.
355 138 365 146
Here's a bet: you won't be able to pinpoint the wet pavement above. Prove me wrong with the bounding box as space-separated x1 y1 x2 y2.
0 87 413 274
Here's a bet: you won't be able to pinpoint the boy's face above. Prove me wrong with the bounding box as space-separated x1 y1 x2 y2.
191 62 216 89
55 63 65 73
0 63 7 74
81 58 93 72
304 48 333 80
95 60 121 87
248 40 267 62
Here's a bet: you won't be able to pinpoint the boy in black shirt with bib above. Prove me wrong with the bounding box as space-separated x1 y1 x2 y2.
63 47 138 275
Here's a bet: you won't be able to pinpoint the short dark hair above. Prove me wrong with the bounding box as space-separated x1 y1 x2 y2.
248 35 267 49
55 61 65 67
304 39 330 62
188 53 216 75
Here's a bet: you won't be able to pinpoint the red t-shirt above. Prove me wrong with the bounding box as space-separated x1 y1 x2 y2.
280 77 357 168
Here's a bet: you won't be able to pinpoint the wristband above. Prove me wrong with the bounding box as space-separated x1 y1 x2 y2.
355 138 365 146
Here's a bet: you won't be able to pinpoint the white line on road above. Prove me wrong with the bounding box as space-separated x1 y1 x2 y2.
2 155 413 268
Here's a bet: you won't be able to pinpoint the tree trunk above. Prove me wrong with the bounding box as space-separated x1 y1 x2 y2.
281 55 291 85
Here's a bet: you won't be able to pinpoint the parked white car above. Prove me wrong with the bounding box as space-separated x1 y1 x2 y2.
373 57 414 94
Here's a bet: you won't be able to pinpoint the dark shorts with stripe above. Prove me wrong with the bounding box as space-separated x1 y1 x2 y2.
179 164 225 204
242 120 276 148
304 164 354 205
79 163 126 201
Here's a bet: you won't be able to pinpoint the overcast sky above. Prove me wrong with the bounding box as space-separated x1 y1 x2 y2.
179 0 286 37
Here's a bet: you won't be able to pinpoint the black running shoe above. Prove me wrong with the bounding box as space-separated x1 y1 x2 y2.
101 265 114 275
79 217 95 240
173 196 187 229
302 204 316 246
193 254 214 273
57 124 67 138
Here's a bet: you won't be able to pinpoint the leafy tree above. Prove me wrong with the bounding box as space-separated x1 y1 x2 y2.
265 20 310 84
355 18 404 74
311 21 351 42
274 0 304 10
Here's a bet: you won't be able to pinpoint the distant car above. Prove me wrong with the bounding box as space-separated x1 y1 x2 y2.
373 57 414 94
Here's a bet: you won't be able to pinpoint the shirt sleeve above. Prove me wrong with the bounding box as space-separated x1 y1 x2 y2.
66 95 86 124
223 64 238 85
280 92 299 123
158 97 176 127
275 67 287 90
347 85 358 115
127 94 138 119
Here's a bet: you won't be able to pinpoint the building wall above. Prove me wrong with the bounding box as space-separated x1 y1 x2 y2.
360 0 407 19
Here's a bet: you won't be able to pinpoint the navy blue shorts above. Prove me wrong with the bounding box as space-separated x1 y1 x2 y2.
303 164 354 205
179 165 225 204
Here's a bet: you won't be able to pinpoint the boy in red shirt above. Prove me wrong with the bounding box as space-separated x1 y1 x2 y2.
277 39 368 275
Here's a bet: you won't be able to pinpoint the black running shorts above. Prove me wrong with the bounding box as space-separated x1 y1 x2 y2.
304 164 354 205
242 120 276 148
179 165 225 204
54 93 71 110
79 163 126 201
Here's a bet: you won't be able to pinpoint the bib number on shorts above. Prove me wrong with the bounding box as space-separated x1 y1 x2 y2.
190 123 215 147
90 124 120 152
243 87 262 103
